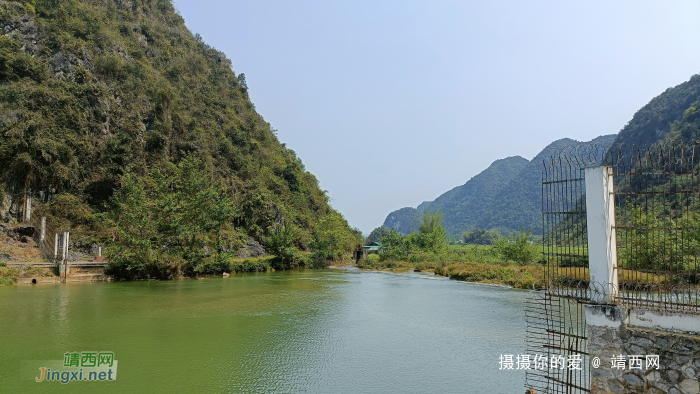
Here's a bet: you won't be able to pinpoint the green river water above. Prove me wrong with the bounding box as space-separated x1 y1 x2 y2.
0 268 530 393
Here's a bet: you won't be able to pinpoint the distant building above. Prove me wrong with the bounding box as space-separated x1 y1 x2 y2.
362 241 383 254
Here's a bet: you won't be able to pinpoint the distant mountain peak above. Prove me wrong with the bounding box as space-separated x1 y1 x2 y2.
382 135 615 236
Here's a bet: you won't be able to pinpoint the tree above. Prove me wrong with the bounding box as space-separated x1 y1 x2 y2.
309 212 356 267
106 154 235 279
493 230 540 265
368 226 391 243
419 208 443 234
418 208 446 252
265 225 300 270
103 173 156 280
462 228 500 245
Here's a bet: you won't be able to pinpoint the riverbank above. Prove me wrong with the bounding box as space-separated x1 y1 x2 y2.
358 259 542 289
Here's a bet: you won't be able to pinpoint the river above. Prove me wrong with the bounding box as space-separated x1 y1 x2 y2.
0 268 530 393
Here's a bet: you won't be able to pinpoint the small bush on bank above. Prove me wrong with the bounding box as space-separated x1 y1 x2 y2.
230 256 274 273
305 252 330 269
194 254 232 275
493 230 540 265
0 266 20 286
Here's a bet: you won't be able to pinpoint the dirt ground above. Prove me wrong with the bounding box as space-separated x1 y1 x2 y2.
0 233 45 263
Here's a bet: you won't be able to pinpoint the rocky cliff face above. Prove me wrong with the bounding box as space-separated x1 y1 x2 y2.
0 0 356 249
382 207 420 235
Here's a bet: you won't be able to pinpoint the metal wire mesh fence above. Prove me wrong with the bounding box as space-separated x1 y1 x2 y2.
527 150 595 393
541 152 590 299
525 292 591 394
527 142 700 392
610 143 700 311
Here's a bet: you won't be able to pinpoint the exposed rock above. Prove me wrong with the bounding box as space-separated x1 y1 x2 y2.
66 250 83 262
0 252 12 261
622 373 644 388
114 0 135 12
74 237 91 255
90 243 100 256
4 13 40 55
236 237 266 259
13 226 35 237
680 378 700 394
19 235 31 243
49 50 92 80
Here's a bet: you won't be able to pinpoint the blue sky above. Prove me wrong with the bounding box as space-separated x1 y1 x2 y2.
173 0 700 234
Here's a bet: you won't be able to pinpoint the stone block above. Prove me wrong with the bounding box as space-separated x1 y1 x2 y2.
680 378 700 394
622 372 644 388
668 370 681 383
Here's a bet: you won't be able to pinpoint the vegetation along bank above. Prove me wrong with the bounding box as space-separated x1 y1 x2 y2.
0 0 362 283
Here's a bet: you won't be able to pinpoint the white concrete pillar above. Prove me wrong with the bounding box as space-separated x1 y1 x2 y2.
62 232 68 262
40 217 46 245
585 166 618 303
24 193 31 222
54 233 59 258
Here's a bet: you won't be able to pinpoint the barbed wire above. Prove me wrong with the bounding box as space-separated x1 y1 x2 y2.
544 140 700 171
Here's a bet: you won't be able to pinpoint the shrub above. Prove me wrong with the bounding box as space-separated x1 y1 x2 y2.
382 260 398 269
265 226 301 270
0 266 20 285
230 257 272 273
493 230 540 265
194 254 232 275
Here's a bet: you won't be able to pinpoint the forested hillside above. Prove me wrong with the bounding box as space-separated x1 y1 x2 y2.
382 207 420 235
480 134 615 234
413 156 528 236
612 74 700 148
0 0 359 274
382 136 615 236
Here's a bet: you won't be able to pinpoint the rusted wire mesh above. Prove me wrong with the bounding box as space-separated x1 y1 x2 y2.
528 142 700 392
539 142 700 309
541 151 590 298
528 150 594 393
610 143 700 311
525 292 590 394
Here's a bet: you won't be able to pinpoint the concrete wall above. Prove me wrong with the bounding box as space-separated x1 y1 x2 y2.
586 305 700 394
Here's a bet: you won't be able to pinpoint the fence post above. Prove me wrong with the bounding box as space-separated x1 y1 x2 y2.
62 232 68 262
40 217 46 245
24 192 31 223
584 166 618 303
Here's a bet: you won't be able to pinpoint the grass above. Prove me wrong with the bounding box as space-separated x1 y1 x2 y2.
0 266 20 286
435 261 542 289
358 253 544 289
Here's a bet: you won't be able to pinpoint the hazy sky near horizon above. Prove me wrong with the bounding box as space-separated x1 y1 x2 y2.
173 0 700 234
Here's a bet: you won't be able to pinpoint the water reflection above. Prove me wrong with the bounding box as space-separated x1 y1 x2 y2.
0 269 530 393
